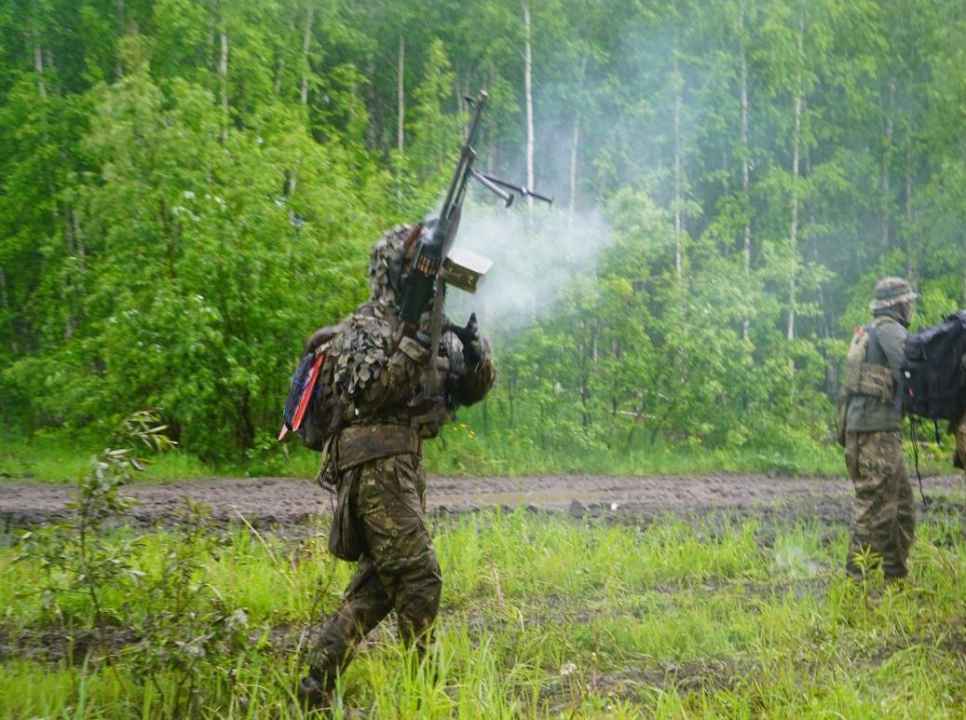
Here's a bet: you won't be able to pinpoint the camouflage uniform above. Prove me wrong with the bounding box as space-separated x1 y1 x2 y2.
955 415 966 470
842 277 917 581
953 355 966 470
303 224 495 695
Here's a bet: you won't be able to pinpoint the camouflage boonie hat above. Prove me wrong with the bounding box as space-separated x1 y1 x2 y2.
368 223 419 307
869 276 918 311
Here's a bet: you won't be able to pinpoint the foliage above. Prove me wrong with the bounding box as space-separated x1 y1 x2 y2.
16 410 174 624
13 411 250 718
128 500 250 719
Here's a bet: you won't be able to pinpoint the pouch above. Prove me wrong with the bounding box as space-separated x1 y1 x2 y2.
328 471 364 561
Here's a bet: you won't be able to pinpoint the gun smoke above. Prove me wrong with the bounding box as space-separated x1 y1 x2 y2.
447 204 613 338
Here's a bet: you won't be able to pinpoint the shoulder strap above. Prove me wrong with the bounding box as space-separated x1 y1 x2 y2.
867 319 906 415
866 322 886 360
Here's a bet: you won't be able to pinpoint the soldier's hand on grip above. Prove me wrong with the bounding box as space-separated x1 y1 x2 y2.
449 313 483 365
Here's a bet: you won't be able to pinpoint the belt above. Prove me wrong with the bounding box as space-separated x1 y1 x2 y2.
334 424 420 471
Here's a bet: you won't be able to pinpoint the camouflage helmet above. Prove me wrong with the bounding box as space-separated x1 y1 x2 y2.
368 223 419 306
869 276 919 312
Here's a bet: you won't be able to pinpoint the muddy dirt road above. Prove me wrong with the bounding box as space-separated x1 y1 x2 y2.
2 473 964 531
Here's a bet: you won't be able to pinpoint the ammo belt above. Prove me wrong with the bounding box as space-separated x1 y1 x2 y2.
334 424 420 471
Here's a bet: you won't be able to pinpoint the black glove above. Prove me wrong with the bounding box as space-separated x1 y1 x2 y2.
449 313 483 365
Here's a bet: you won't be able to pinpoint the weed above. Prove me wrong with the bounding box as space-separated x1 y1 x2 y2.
15 411 173 628
4 507 966 717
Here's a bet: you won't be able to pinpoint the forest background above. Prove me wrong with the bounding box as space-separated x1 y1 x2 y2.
2 0 965 477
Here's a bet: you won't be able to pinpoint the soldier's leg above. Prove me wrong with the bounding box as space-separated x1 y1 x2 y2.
890 442 916 579
307 557 393 691
845 432 887 578
845 432 868 578
846 432 910 579
358 454 442 649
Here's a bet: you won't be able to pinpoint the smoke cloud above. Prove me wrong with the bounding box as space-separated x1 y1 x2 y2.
447 203 613 337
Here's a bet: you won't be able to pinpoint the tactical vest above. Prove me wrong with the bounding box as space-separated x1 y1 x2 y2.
836 318 896 445
843 318 895 405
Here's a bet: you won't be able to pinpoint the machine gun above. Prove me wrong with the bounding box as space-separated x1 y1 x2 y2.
399 89 550 368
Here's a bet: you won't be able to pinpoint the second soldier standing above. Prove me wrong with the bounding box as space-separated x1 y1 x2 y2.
839 277 918 583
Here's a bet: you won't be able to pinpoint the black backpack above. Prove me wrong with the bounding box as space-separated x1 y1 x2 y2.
899 311 966 421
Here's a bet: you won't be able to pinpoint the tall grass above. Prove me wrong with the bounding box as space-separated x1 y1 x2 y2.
3 505 966 718
4 424 958 483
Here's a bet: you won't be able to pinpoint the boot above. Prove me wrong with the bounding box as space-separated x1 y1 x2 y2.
297 671 331 711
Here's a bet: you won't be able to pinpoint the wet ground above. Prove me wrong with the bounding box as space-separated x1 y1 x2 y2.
2 472 964 531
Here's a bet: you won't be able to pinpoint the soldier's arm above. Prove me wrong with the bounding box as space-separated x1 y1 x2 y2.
444 313 496 406
457 339 496 406
877 322 909 385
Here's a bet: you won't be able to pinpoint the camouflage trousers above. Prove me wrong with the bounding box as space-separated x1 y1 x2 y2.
307 452 442 690
844 431 915 579
956 417 966 469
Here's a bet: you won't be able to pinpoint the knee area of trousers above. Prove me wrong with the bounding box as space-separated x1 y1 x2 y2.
378 547 441 580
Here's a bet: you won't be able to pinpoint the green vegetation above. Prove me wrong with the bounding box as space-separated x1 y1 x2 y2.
4 507 966 718
8 421 962 482
3 1 966 471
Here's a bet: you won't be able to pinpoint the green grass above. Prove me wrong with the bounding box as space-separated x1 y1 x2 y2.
0 428 855 483
6 425 957 483
3 506 966 718
0 436 219 484
3 415 862 482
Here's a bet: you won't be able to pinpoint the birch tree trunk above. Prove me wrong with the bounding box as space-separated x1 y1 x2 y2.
786 15 804 347
523 2 535 208
289 8 309 195
208 1 217 66
486 63 497 174
0 265 12 354
569 53 588 215
219 30 230 142
300 5 314 107
33 38 47 100
673 51 684 282
397 33 405 154
115 0 125 80
905 142 919 285
739 3 752 340
880 78 895 247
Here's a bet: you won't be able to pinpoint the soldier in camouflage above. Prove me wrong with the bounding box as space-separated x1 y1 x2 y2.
298 224 496 706
956 415 966 470
841 277 918 582
953 354 966 471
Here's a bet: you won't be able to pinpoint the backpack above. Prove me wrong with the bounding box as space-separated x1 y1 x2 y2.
899 311 966 421
279 329 345 451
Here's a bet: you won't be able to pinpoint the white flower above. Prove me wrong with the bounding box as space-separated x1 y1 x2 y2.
559 662 577 677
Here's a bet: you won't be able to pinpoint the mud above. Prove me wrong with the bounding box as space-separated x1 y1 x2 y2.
2 472 964 532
